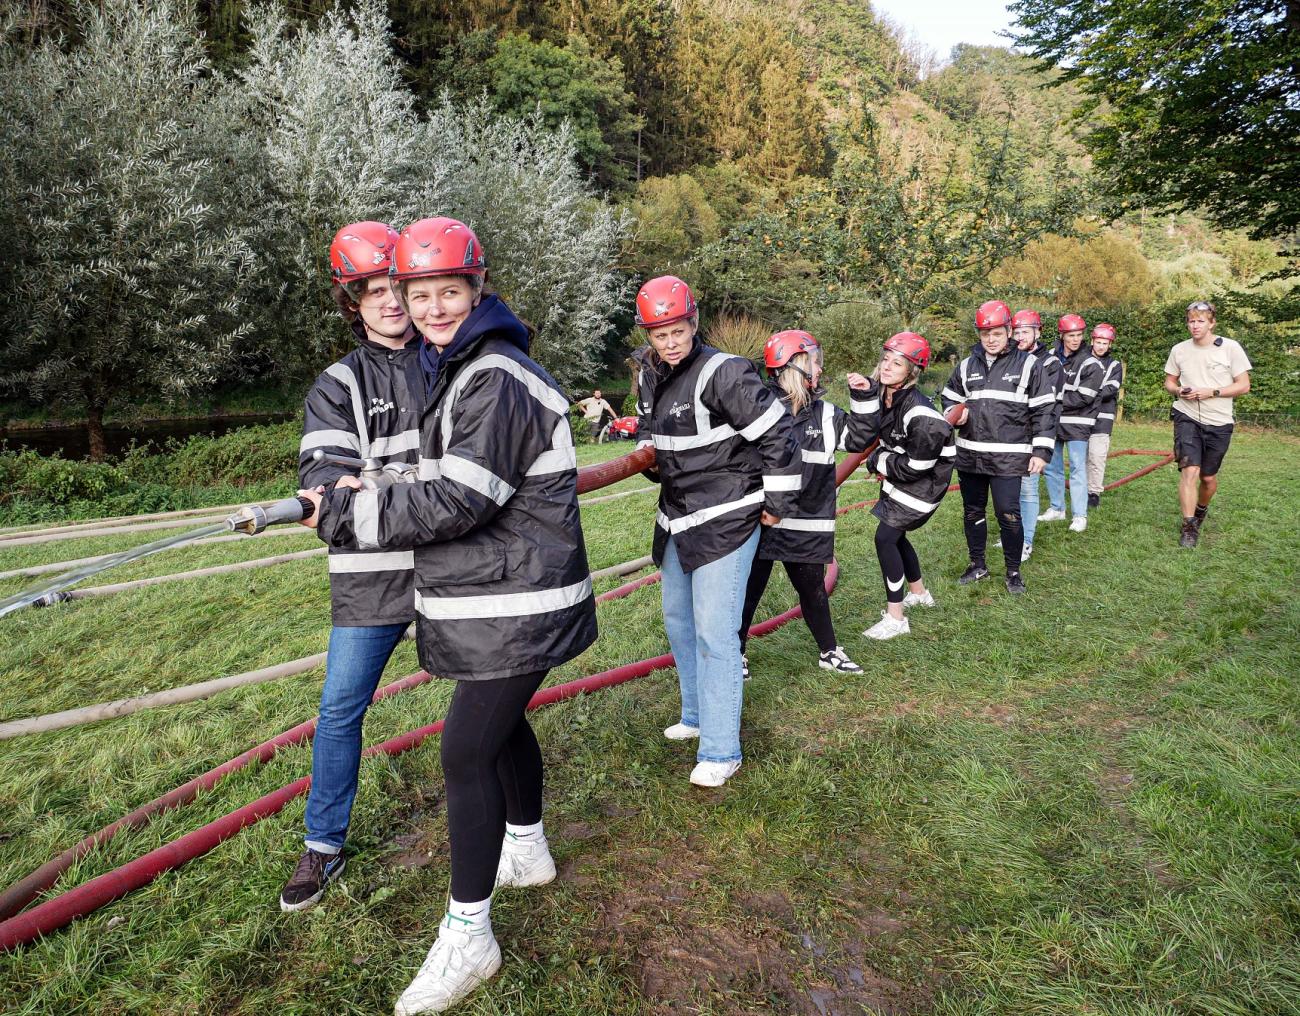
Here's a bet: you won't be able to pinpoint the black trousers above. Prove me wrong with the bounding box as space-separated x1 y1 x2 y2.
874 523 922 602
738 558 837 653
958 471 1023 574
441 669 547 901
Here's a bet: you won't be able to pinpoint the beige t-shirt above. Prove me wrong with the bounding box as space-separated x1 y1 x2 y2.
1165 336 1252 427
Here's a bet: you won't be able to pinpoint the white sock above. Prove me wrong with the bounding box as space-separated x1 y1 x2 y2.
505 820 544 843
445 895 492 935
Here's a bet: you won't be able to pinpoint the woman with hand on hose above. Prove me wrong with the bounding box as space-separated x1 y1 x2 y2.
736 330 863 677
631 275 801 787
847 332 955 640
300 217 597 1015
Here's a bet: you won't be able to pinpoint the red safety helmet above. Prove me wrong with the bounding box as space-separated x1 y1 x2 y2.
390 217 486 282
764 330 820 373
1091 322 1116 343
1011 309 1041 330
330 221 399 284
883 331 931 370
1058 313 1086 333
975 300 1012 330
635 276 698 328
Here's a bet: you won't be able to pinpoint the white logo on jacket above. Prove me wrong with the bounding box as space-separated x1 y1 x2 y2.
667 401 691 420
368 396 396 418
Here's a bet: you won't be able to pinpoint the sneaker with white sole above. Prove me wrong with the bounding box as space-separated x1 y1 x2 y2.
901 589 936 609
1021 543 1033 561
279 848 346 912
819 646 863 673
663 722 700 740
863 611 910 640
741 653 750 681
495 834 556 889
393 920 502 1015
1069 516 1087 532
1037 508 1067 522
689 759 741 787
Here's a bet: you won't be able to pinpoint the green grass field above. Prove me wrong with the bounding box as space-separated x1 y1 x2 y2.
1 422 1297 1015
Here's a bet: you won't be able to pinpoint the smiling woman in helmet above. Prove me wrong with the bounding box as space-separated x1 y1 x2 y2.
300 217 597 1015
847 333 955 639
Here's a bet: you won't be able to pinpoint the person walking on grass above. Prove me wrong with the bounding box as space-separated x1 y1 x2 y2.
1164 300 1252 548
847 332 955 639
574 388 616 442
631 275 800 788
280 221 423 914
301 217 597 1015
1038 313 1105 533
736 330 863 676
942 301 1056 594
1085 323 1123 509
1007 309 1060 561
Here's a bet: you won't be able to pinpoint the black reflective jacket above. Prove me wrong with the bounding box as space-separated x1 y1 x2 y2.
317 296 597 681
941 344 1057 476
1055 345 1108 442
1091 353 1123 436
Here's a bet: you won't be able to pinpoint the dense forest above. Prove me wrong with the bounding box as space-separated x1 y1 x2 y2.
0 0 1294 456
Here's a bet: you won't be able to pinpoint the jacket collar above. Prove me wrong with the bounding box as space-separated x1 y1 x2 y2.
351 317 419 354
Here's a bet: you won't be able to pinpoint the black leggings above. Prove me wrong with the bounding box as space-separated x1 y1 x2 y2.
959 471 1023 573
738 558 836 653
441 670 547 901
874 523 922 603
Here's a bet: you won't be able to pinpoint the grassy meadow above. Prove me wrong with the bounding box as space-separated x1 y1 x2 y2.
0 422 1297 1015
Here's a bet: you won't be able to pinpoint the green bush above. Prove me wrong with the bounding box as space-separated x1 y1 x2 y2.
151 422 300 488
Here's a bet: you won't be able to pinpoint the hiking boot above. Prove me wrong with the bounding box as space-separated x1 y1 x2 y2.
495 833 556 889
818 646 863 673
863 612 909 640
1037 507 1067 522
1180 520 1199 548
1005 571 1026 595
902 589 936 609
279 848 346 912
393 920 502 1015
1069 516 1087 532
663 722 700 740
958 563 990 585
1192 509 1208 530
1087 492 1101 509
690 759 741 787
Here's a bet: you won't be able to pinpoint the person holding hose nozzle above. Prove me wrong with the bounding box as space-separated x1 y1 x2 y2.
631 276 801 788
942 300 1057 594
300 218 597 1015
846 332 955 639
279 222 423 914
736 330 863 676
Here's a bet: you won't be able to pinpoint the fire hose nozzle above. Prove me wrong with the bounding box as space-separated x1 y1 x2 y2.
226 496 316 536
311 449 381 474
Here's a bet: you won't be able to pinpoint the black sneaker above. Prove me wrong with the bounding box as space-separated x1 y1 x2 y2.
280 849 346 912
1087 492 1100 509
1179 520 1199 549
958 563 990 585
1005 571 1026 595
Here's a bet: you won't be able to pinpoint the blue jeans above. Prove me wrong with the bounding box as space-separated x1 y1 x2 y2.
1046 439 1089 519
303 622 409 854
1020 474 1041 547
661 527 759 764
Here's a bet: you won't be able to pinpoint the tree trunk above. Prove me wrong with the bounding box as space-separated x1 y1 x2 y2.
86 403 107 462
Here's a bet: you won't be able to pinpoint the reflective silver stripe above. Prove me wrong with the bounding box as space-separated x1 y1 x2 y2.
369 429 421 459
300 429 361 454
1076 386 1098 398
325 363 370 457
739 400 786 441
1032 436 1056 449
1019 353 1038 394
957 437 1032 454
526 444 577 476
329 551 414 573
940 445 957 457
656 491 764 534
882 480 939 514
821 401 839 456
417 457 441 480
940 387 963 403
967 389 1028 404
693 353 735 435
653 424 738 451
415 576 592 621
354 489 380 550
907 457 938 470
1059 415 1096 427
763 474 800 492
1028 392 1057 407
440 454 515 505
903 404 944 428
1098 412 1115 420
802 447 835 464
772 517 835 532
439 353 568 450
851 396 881 415
876 451 893 476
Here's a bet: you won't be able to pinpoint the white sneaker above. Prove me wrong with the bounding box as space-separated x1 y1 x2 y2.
689 759 741 787
1021 543 1033 561
818 646 863 673
393 921 502 1015
741 653 750 681
663 722 700 740
1069 516 1087 532
495 834 556 889
863 612 910 640
1038 508 1067 522
901 589 936 609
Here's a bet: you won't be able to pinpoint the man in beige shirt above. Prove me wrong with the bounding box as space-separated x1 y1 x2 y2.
1163 300 1252 548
